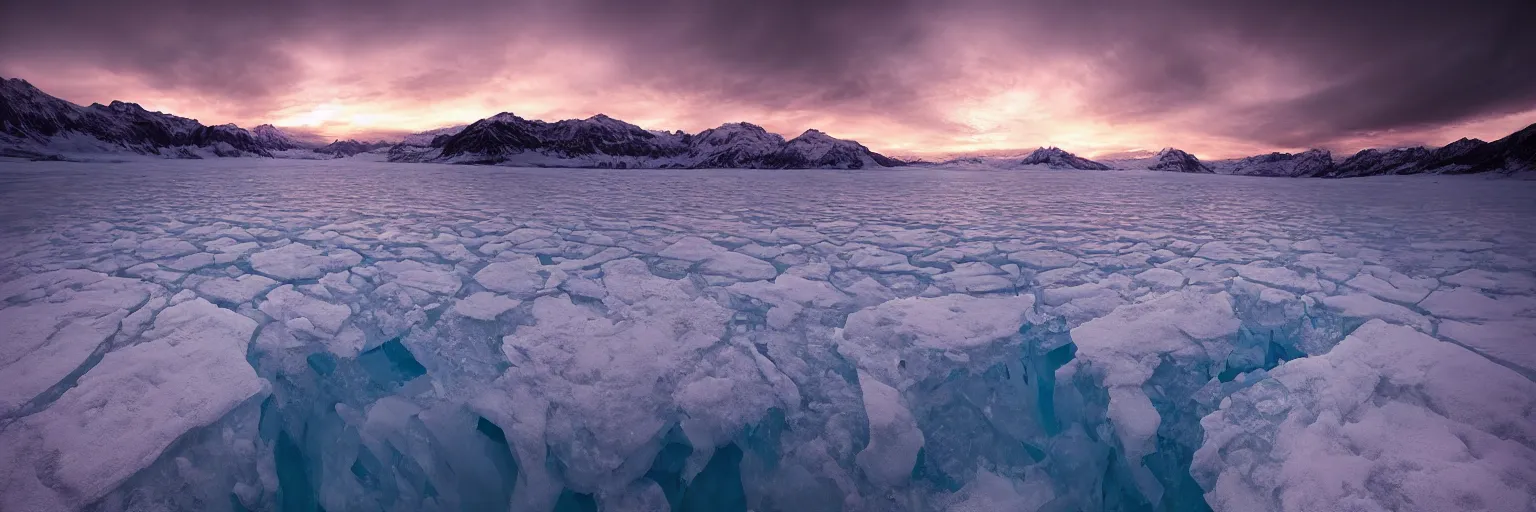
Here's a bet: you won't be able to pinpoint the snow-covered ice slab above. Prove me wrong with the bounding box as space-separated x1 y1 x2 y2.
249 241 362 280
0 160 1532 511
0 270 155 415
0 299 264 511
1193 320 1536 512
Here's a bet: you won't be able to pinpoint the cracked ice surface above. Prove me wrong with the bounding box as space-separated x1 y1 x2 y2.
0 159 1533 512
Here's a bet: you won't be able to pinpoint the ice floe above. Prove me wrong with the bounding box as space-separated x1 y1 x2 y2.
0 161 1532 512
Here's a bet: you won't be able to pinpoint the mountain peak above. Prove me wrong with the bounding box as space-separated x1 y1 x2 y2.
711 122 768 133
1021 146 1110 170
409 111 895 169
1 77 41 92
1224 148 1334 177
787 129 843 145
1149 147 1212 173
484 112 528 124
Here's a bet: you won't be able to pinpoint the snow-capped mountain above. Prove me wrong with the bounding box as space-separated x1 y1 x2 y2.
769 129 903 169
538 114 691 161
314 139 393 157
400 125 467 146
1214 148 1334 177
1433 128 1534 174
4 74 1531 175
1317 127 1534 177
1101 148 1213 173
686 122 787 168
1147 148 1213 173
1 77 275 159
389 113 900 169
1207 125 1534 178
1018 147 1111 170
251 124 315 151
1323 147 1432 178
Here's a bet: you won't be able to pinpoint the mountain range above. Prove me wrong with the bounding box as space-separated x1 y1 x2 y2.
386 113 900 169
2 76 1532 176
0 77 896 169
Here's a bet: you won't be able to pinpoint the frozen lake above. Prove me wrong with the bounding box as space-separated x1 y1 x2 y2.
1 159 1533 512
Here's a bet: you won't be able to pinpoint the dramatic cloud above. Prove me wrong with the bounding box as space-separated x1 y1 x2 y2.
2 0 1532 157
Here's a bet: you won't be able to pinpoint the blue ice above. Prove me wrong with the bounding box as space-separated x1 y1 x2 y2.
0 160 1533 511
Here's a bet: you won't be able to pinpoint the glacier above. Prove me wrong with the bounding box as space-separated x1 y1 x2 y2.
0 158 1532 512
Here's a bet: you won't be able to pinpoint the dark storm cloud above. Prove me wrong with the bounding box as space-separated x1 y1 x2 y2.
1161 0 1536 145
560 0 930 107
950 0 1536 144
0 0 305 106
1 0 1531 148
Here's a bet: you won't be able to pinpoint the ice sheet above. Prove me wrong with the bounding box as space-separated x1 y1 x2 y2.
0 160 1532 512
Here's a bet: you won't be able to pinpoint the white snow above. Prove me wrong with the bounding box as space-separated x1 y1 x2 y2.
1007 249 1078 269
0 271 152 415
1437 318 1536 374
473 255 547 298
249 242 362 280
258 285 352 340
0 299 264 511
1321 293 1434 332
1344 272 1434 304
195 273 278 305
1194 320 1536 512
451 291 522 321
374 259 463 295
658 236 727 261
839 293 1036 385
697 251 778 281
1134 267 1186 290
1 159 1532 511
1419 286 1535 320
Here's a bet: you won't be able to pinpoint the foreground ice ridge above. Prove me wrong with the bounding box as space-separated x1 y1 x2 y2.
1 168 1534 511
1194 320 1536 512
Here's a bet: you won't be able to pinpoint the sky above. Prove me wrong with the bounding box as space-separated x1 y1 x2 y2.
2 0 1533 159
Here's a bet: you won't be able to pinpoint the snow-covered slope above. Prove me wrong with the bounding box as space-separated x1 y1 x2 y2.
1102 148 1213 173
1018 147 1111 170
1 78 420 162
0 77 276 159
1211 126 1534 178
770 129 903 169
1147 148 1213 173
1320 127 1536 177
1324 147 1433 178
400 125 467 146
314 139 393 157
687 122 787 168
388 114 901 169
250 124 313 151
1213 149 1334 177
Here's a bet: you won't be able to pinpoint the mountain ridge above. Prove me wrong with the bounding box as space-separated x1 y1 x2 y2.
1019 147 1112 170
389 113 901 169
0 78 900 169
2 76 1531 175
